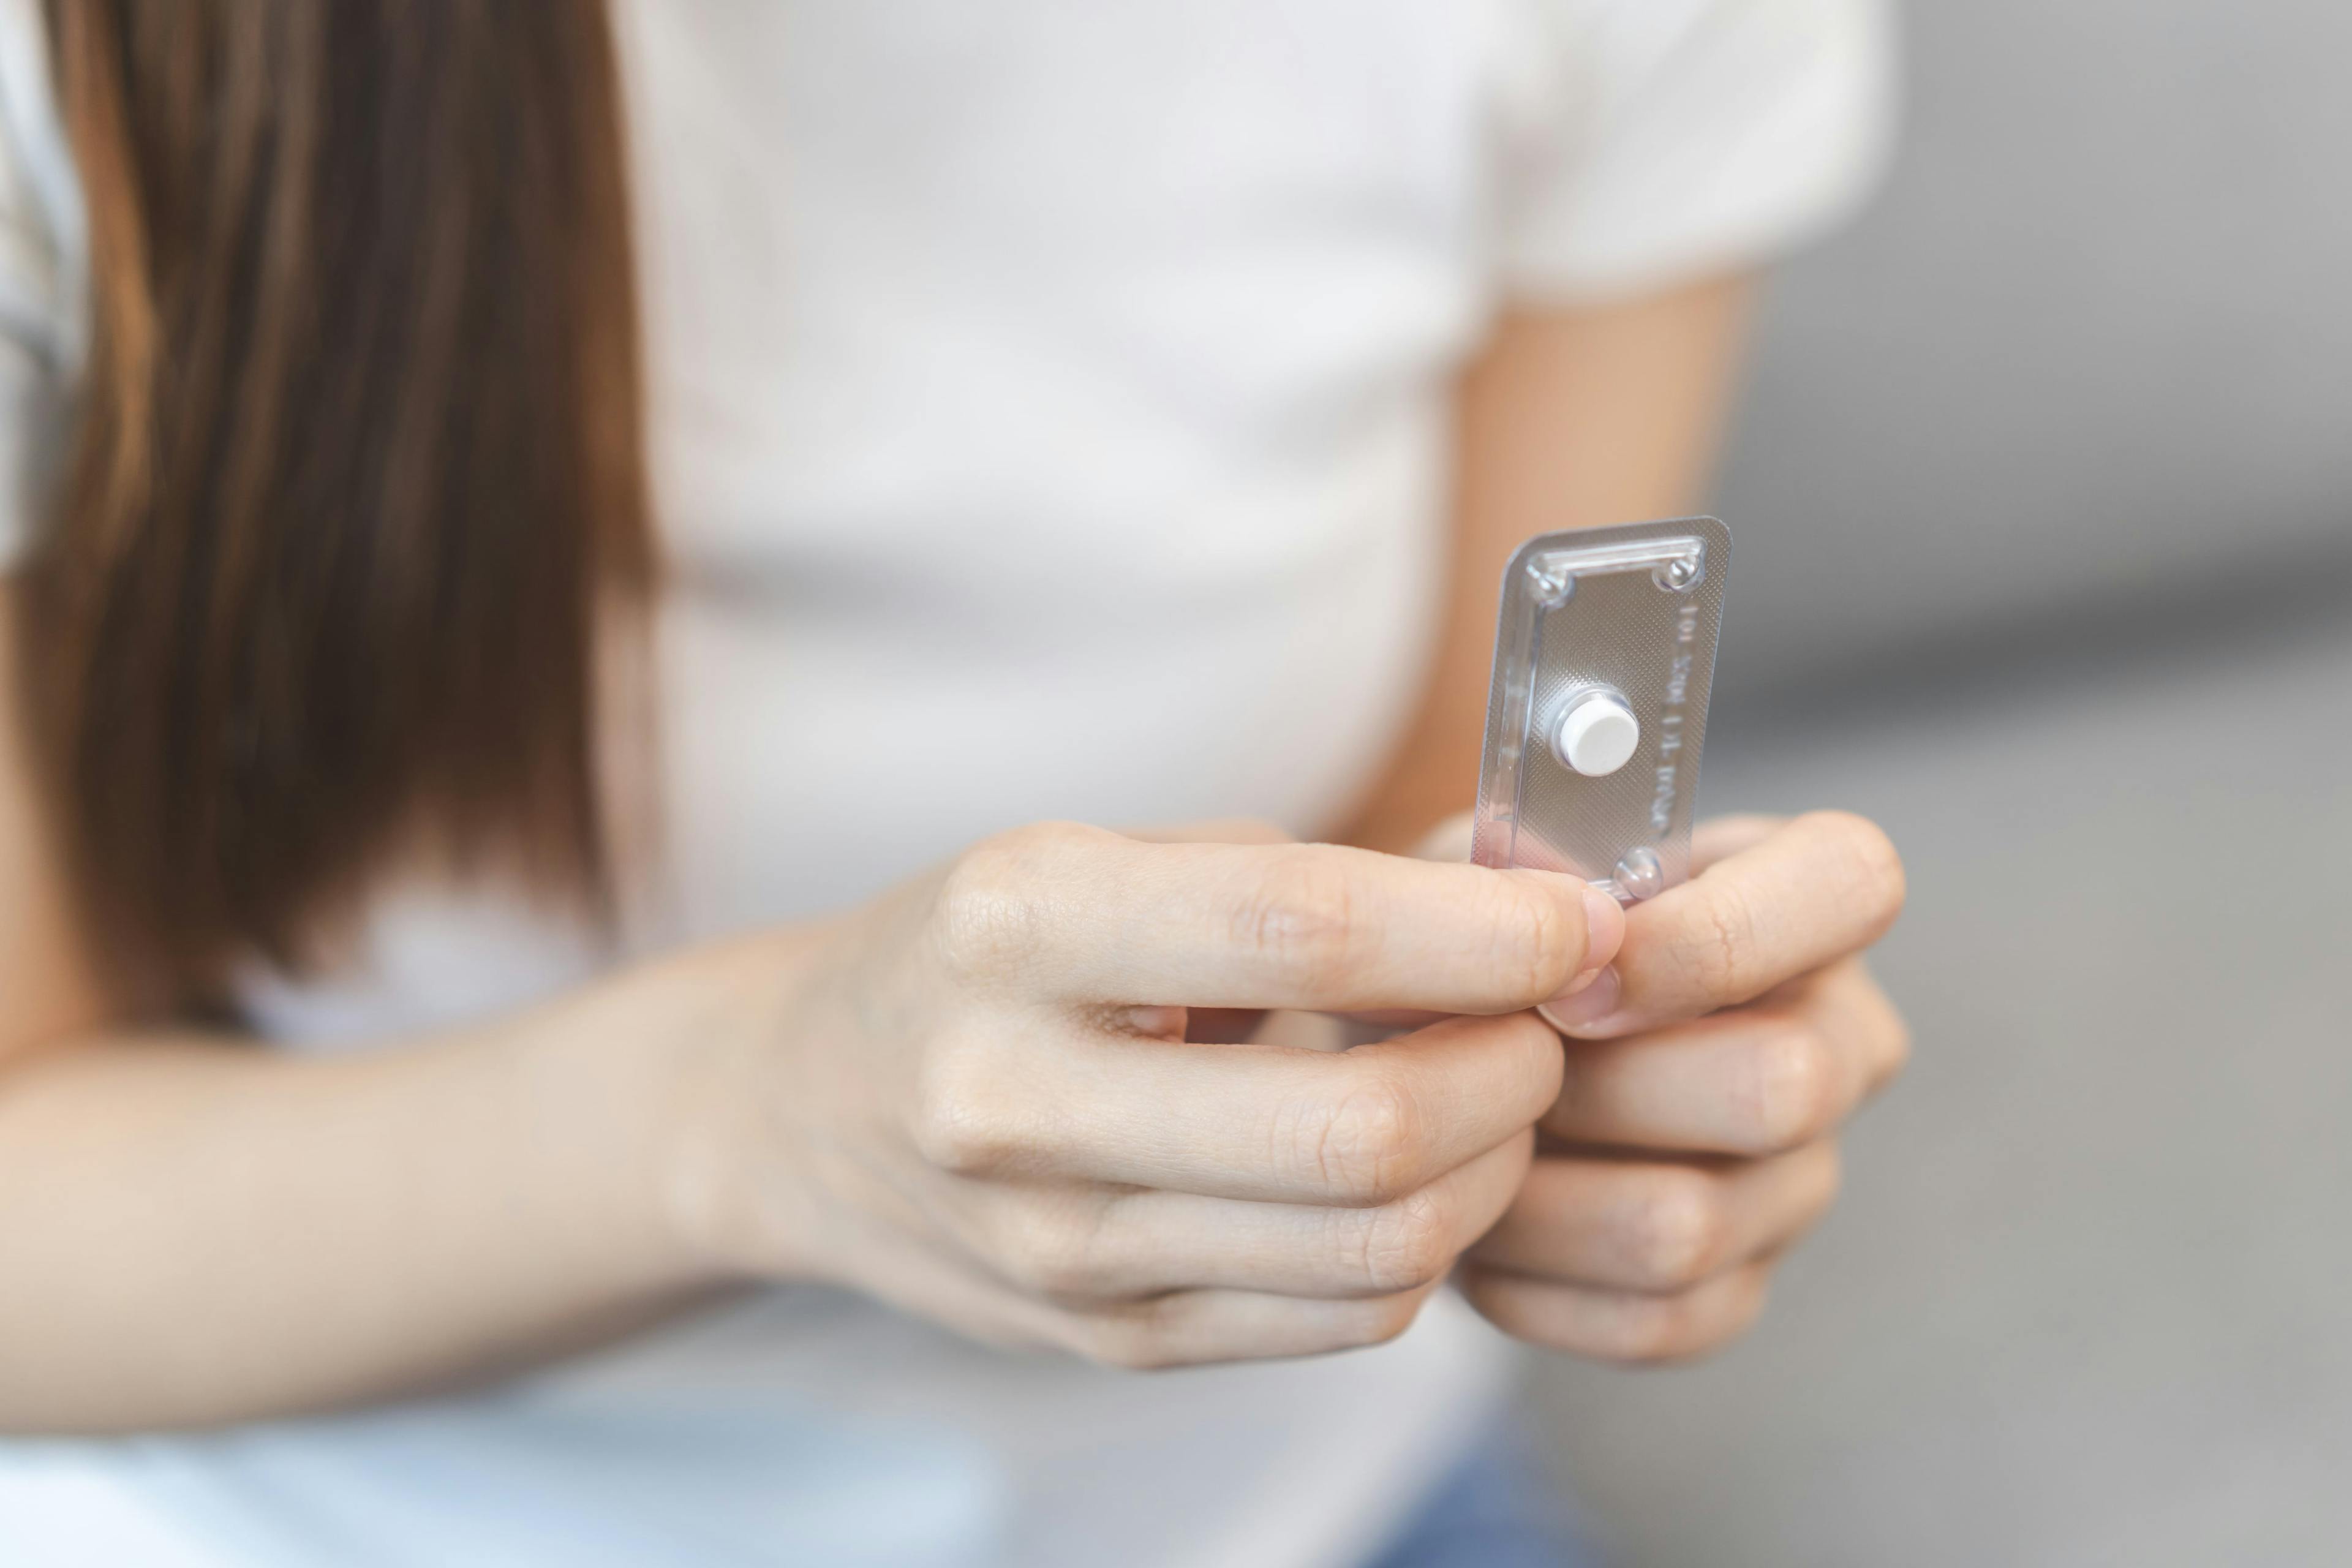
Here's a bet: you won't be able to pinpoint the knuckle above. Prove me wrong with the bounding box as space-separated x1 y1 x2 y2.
1874 1006 1917 1087
1000 1213 1099 1298
1603 1297 1706 1364
1500 1012 1570 1108
1458 1272 1547 1346
1070 1315 1172 1371
1470 1275 1596 1357
1746 1025 1843 1153
1688 879 1766 1001
1805 1142 1847 1220
1620 1169 1729 1291
908 1046 1020 1175
1232 851 1366 993
1314 1292 1431 1355
1615 1272 1770 1364
1353 1291 1430 1349
932 823 1088 981
1106 1343 1186 1372
1354 1188 1460 1294
1288 1071 1426 1204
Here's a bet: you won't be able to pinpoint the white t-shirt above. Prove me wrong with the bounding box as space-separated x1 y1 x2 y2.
0 2 1890 1564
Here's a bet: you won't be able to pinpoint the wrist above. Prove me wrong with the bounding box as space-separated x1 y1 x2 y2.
623 925 835 1287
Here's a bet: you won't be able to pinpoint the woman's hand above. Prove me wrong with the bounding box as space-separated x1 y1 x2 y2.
1453 812 1910 1361
675 821 1627 1370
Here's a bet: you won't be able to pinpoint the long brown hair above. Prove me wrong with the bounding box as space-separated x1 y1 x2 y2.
15 0 654 1004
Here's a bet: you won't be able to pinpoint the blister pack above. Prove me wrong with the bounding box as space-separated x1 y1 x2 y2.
1470 518 1730 903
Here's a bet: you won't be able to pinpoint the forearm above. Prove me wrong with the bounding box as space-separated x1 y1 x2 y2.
1343 275 1756 853
0 931 805 1434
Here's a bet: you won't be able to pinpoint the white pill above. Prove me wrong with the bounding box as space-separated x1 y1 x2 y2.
1553 691 1641 777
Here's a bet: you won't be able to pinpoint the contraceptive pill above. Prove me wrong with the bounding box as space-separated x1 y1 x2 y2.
1471 518 1730 904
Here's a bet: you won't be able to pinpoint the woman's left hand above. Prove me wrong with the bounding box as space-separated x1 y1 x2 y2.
1450 812 1910 1362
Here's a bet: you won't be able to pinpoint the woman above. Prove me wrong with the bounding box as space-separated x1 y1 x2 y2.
0 1 1908 1564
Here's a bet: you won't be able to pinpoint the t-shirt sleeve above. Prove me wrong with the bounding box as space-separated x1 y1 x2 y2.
1495 0 1895 304
0 0 82 574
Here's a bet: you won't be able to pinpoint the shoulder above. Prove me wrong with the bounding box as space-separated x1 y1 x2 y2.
1493 0 1896 303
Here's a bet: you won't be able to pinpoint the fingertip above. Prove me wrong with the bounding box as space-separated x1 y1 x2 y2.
1579 884 1626 971
1539 965 1624 1036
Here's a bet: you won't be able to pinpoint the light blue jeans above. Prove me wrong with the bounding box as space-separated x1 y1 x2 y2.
1363 1413 1605 1568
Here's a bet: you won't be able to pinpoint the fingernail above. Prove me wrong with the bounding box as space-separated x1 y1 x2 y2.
1579 885 1627 972
1539 965 1621 1033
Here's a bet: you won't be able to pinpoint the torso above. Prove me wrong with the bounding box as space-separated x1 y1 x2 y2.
116 7 1524 1564
249 0 1507 1040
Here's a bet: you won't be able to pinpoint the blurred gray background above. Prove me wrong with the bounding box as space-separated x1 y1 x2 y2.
1527 2 2352 1562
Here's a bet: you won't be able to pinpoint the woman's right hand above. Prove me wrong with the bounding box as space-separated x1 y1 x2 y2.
669 821 1626 1369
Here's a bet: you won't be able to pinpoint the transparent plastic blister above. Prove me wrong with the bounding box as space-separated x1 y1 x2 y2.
1471 518 1730 903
